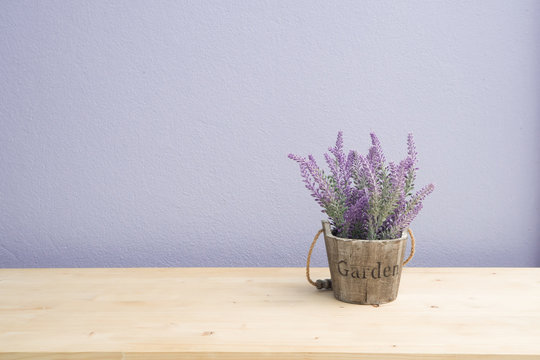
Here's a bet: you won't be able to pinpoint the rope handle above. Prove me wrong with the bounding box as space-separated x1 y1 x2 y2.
306 228 416 289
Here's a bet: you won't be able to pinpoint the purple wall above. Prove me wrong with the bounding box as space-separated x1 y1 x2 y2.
1 1 539 268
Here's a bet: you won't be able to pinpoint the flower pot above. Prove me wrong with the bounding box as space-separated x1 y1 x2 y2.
322 220 408 305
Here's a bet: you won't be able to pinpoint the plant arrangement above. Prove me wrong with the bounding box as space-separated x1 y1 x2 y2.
288 132 434 240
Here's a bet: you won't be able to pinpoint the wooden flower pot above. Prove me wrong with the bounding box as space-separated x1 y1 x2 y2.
322 220 409 305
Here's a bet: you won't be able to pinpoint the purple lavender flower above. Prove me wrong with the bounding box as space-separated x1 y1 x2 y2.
357 153 380 196
407 132 417 164
394 183 435 231
367 133 386 172
289 132 434 239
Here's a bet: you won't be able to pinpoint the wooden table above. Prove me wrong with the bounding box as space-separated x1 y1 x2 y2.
0 267 539 359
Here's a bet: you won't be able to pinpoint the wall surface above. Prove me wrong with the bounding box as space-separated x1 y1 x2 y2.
1 1 539 268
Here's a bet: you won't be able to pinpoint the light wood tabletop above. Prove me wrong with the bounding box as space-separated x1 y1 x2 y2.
0 267 539 359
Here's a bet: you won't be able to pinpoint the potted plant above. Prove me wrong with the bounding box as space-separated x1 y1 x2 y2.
288 132 434 304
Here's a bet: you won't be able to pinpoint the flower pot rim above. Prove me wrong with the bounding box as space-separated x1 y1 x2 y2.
322 220 408 243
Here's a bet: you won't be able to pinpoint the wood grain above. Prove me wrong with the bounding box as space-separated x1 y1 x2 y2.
322 220 407 304
0 267 539 359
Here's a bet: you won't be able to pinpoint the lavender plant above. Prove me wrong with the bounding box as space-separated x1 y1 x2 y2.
288 132 434 240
